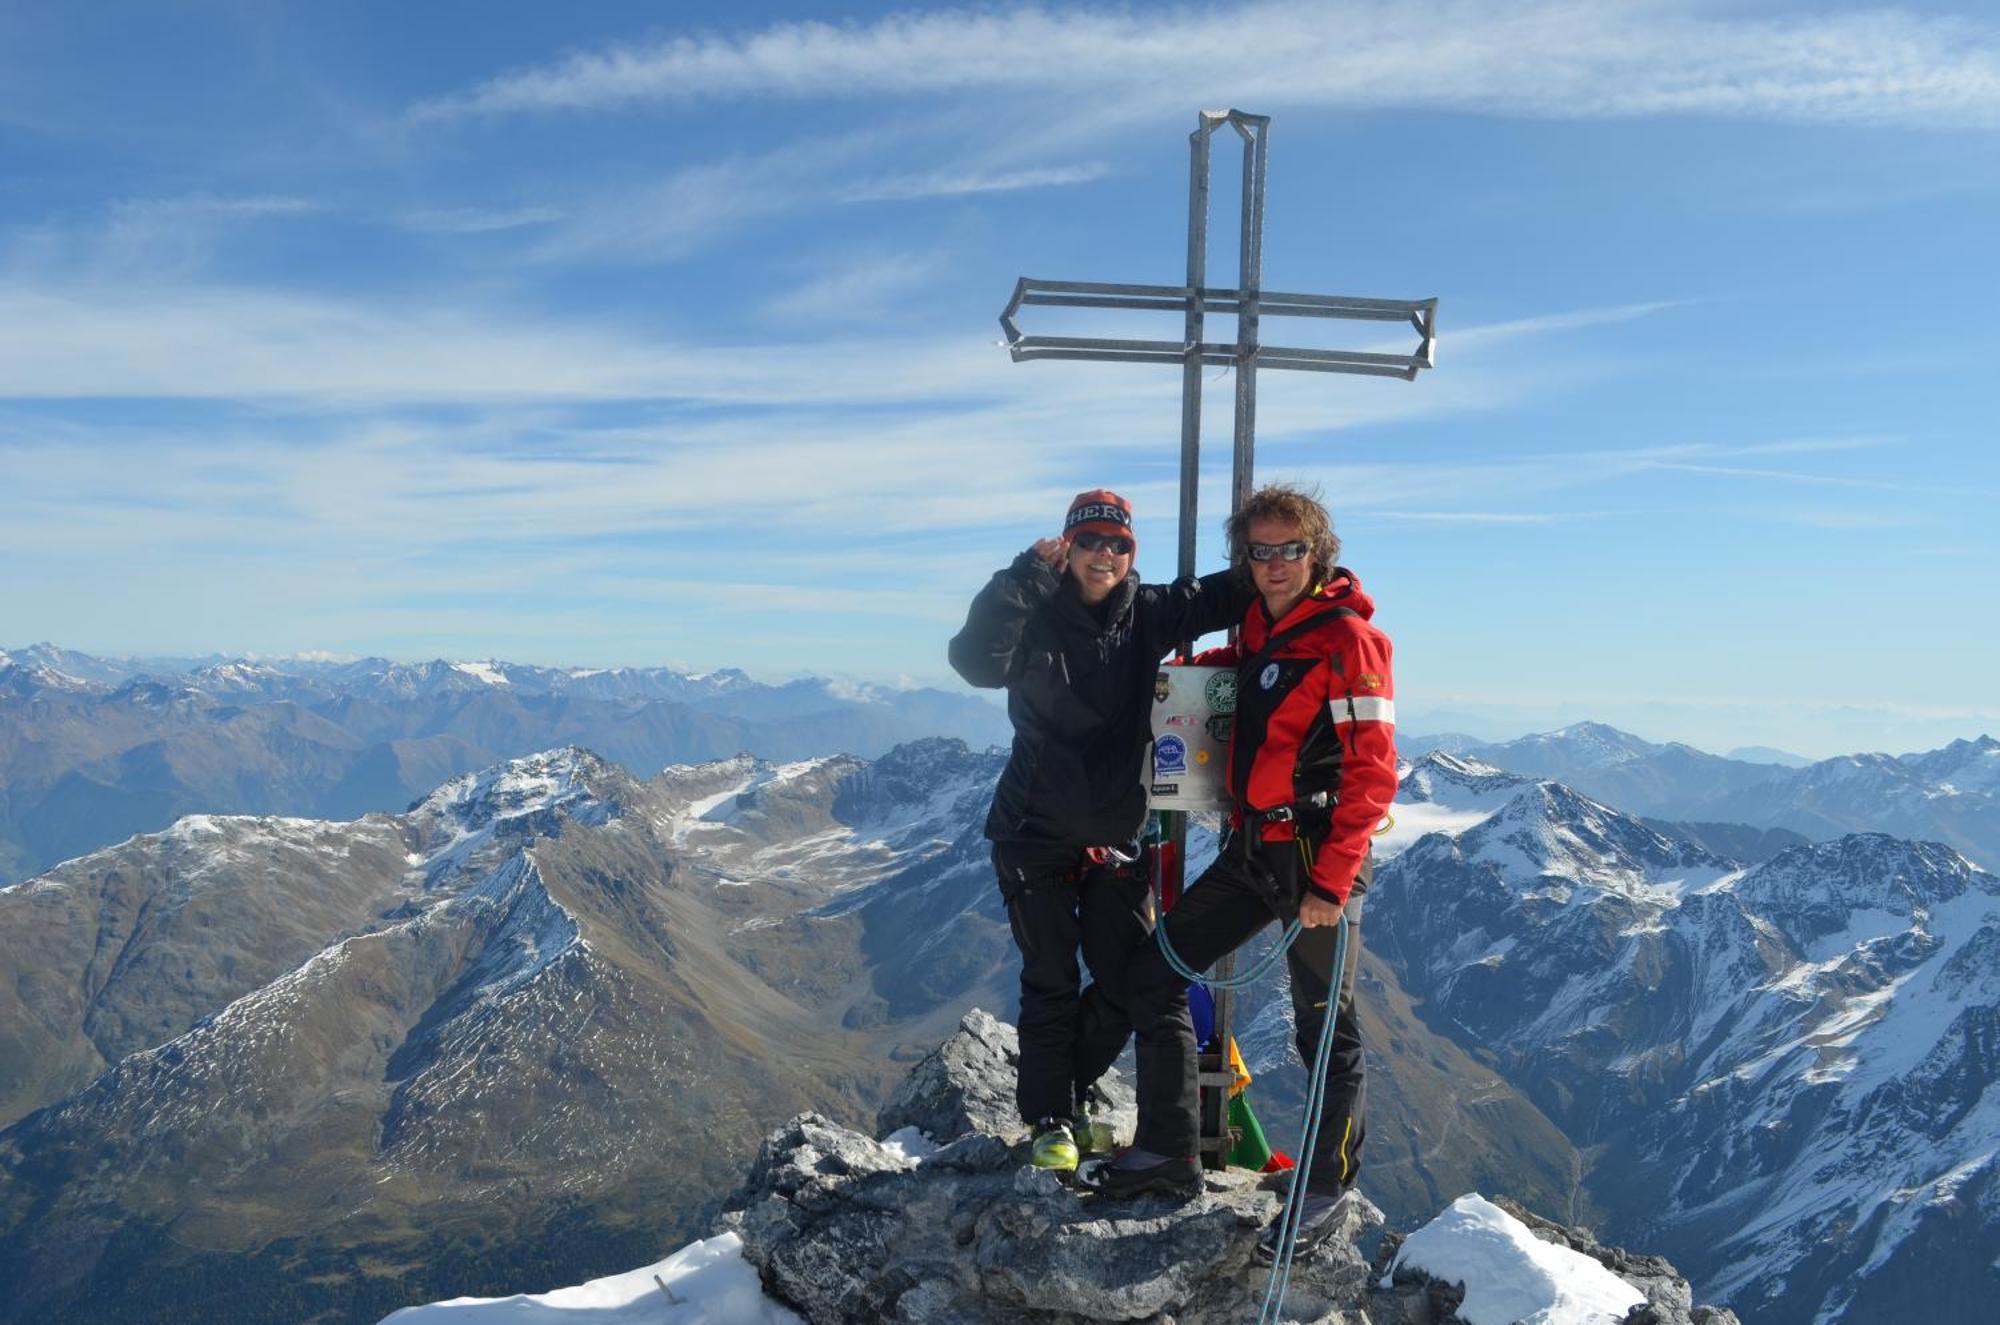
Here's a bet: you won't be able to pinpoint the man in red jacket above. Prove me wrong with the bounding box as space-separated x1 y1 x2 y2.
1083 483 1397 1262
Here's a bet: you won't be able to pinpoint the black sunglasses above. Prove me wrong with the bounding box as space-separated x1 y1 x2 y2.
1246 540 1310 563
1073 531 1134 556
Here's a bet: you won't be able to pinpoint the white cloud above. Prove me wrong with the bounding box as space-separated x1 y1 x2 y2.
761 251 948 322
397 206 564 235
839 163 1111 203
11 193 321 277
414 2 2000 131
1371 510 1571 524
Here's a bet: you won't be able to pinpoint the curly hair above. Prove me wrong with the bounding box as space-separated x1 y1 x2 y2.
1224 482 1341 588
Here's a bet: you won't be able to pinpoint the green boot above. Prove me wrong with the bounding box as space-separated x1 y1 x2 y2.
1030 1118 1080 1172
1074 1099 1118 1157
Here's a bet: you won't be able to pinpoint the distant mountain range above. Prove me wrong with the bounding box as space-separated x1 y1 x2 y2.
7 735 1995 1321
0 643 1010 885
4 652 1997 1323
1423 720 2000 872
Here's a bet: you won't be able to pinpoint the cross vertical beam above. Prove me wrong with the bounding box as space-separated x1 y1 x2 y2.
1231 113 1268 515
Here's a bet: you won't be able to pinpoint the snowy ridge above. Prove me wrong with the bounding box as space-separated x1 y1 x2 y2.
651 741 1001 905
413 747 620 879
1373 773 2000 1323
3 812 409 899
1379 752 1535 859
1389 1194 1645 1325
1451 780 1730 903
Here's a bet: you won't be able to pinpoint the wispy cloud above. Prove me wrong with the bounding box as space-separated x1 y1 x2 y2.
521 130 890 264
10 193 321 277
414 2 2000 131
840 163 1111 203
397 206 563 235
762 251 949 322
1371 510 1572 524
1446 301 1693 352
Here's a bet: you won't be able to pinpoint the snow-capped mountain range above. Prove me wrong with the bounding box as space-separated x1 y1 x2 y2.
0 642 1010 886
2 725 1996 1323
1457 720 2000 872
0 738 1016 1324
1368 751 2000 1325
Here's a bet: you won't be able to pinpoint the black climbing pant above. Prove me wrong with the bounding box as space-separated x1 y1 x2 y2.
994 841 1153 1125
1126 842 1368 1197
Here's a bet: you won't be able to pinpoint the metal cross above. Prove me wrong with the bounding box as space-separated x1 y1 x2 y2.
997 108 1436 1168
1000 108 1436 581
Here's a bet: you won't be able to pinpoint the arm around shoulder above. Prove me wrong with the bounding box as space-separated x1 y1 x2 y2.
1138 566 1255 657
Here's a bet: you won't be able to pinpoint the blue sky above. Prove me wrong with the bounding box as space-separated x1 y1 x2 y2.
2 0 1996 758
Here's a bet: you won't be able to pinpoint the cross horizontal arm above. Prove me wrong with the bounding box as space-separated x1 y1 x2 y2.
1008 337 1428 379
1000 276 1437 380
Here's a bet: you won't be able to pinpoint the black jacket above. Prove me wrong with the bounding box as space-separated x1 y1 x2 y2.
949 552 1249 847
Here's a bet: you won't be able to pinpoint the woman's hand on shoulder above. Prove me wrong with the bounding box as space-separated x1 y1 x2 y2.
1031 536 1069 569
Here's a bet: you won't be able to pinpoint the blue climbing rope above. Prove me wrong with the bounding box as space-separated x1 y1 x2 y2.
1154 905 1302 989
1255 912 1349 1325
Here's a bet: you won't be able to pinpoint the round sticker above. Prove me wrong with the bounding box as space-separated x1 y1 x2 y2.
1195 749 1211 765
1203 671 1237 715
1259 662 1281 690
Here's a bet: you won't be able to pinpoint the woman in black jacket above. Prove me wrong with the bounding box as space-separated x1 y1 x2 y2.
948 488 1248 1172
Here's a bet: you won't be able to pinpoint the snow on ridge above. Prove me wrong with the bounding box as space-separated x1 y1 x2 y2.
450 660 510 686
418 749 609 826
1387 1194 1645 1325
458 856 584 1000
1379 754 1534 860
378 1230 801 1324
1451 781 1725 901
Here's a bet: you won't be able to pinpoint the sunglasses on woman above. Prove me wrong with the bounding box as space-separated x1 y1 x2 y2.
1246 540 1310 562
1072 531 1135 556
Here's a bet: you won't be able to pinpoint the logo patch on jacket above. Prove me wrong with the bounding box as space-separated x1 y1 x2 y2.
1358 672 1384 691
1259 662 1281 690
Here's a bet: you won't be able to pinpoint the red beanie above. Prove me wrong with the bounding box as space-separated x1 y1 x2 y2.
1064 489 1135 546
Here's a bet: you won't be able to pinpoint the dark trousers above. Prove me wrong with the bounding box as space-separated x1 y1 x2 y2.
1127 844 1367 1197
994 842 1153 1125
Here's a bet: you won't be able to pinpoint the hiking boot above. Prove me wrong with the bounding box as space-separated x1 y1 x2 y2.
1029 1118 1080 1173
1073 1098 1118 1157
1075 1150 1201 1199
1256 1190 1352 1264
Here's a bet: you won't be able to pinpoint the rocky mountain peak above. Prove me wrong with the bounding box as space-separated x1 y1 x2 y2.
1901 733 2000 791
410 747 631 859
1451 779 1728 899
1731 833 1991 947
1398 749 1527 799
720 1010 1739 1324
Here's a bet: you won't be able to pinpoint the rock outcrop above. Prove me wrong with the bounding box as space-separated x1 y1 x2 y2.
724 1010 1740 1324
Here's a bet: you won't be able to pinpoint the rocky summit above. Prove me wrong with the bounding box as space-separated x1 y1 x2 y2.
722 1010 1739 1325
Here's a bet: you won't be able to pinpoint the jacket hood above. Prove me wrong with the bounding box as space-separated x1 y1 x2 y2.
1262 566 1375 628
1317 566 1376 620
